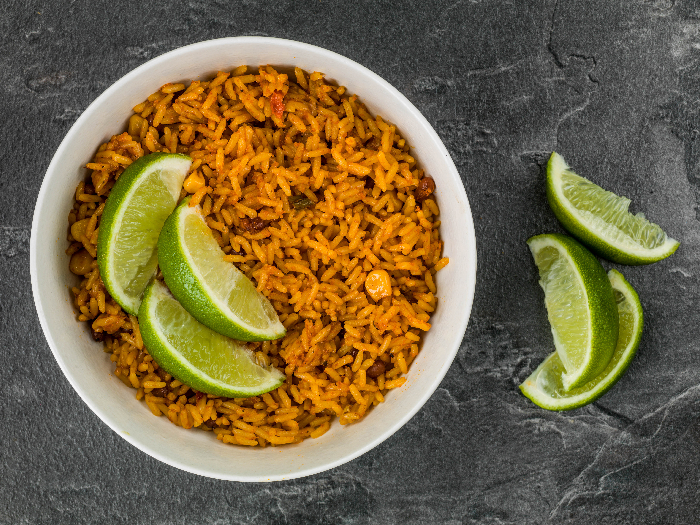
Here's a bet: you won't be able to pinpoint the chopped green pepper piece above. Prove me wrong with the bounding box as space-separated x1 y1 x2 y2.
289 195 314 210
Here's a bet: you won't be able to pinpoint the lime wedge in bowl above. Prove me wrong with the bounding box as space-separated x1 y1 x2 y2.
97 153 192 314
157 198 285 342
138 279 284 397
521 269 642 410
527 233 619 391
546 152 679 265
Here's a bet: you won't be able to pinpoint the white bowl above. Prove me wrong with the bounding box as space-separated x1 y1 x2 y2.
30 37 477 481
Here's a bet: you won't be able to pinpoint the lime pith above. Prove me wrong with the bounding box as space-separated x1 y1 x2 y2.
138 279 285 398
527 233 618 391
520 269 643 410
97 152 192 314
157 198 285 342
546 152 679 265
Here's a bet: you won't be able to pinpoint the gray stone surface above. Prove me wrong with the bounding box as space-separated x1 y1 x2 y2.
2 0 700 523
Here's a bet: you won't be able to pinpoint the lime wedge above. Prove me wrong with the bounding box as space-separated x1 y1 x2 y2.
157 198 285 342
97 153 192 314
527 233 619 391
520 269 642 410
547 152 679 265
138 279 284 397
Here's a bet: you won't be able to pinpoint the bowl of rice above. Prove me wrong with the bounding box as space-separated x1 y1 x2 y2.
30 37 477 481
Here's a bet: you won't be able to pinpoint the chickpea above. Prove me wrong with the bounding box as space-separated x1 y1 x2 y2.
365 269 392 302
69 249 94 276
128 114 147 138
70 218 90 242
183 171 205 194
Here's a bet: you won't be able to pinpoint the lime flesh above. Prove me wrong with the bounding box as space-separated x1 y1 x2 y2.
138 279 285 397
97 153 192 314
520 269 642 410
157 198 285 342
527 233 618 391
547 152 679 265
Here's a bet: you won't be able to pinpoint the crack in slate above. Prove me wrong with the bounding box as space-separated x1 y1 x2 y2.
568 53 600 85
544 0 600 150
548 383 700 521
547 0 563 68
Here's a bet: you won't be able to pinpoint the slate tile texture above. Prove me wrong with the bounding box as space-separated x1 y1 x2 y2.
3 0 700 523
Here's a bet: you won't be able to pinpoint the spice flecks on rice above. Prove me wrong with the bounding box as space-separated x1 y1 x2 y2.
67 65 449 447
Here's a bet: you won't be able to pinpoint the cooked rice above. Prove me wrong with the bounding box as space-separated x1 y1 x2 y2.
67 65 449 447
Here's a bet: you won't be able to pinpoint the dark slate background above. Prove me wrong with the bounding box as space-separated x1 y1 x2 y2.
3 0 700 523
